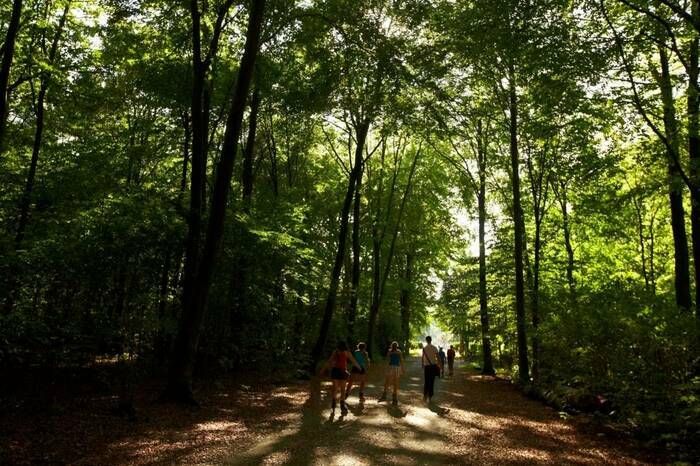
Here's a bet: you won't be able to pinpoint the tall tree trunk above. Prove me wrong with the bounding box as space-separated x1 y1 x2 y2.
347 163 363 341
656 44 692 310
0 0 22 155
366 148 420 356
531 216 542 383
400 252 413 353
525 142 548 385
688 0 700 319
476 120 495 376
310 119 369 367
180 0 208 344
167 0 265 402
633 196 651 290
242 86 260 213
508 64 530 385
15 3 70 249
555 182 576 299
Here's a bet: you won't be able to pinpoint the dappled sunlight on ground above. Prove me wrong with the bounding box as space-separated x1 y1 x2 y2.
1 359 663 465
226 358 659 465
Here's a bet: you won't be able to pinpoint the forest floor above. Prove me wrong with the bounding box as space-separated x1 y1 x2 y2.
0 357 665 465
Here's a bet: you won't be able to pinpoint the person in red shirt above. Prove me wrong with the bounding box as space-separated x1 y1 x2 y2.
321 341 361 415
447 345 456 376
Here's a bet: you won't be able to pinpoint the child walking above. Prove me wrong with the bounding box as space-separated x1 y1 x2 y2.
379 341 405 405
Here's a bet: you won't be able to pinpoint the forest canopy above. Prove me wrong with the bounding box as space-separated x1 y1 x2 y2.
1 0 699 458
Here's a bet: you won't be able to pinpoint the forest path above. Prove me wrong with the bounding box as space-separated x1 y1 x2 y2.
226 357 655 465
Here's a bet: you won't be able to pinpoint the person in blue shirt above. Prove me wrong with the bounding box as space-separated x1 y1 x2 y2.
378 341 405 405
345 342 370 402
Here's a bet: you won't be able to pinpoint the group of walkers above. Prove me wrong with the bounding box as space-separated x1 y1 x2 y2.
321 336 458 414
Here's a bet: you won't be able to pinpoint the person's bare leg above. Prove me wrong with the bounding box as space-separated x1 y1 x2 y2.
359 377 366 401
380 375 389 401
340 380 348 413
331 381 338 411
345 378 353 399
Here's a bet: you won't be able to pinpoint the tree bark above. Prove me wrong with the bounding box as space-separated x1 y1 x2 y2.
167 0 265 403
508 64 530 385
242 86 260 213
0 0 22 155
525 141 548 385
555 181 575 299
347 163 363 341
655 43 692 310
366 147 420 356
310 119 369 367
400 252 413 353
476 120 495 376
14 3 70 249
688 0 700 319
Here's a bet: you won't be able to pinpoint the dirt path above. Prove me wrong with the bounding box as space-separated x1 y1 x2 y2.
227 357 660 465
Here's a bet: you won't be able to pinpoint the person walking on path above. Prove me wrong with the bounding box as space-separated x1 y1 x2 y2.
345 342 370 402
378 341 405 406
447 345 456 376
321 341 361 415
422 336 441 403
438 347 447 377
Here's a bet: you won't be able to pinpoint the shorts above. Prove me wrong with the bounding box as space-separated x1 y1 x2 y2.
351 366 366 375
387 366 401 378
331 367 349 380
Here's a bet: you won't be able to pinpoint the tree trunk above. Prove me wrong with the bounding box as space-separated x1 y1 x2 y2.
367 147 420 356
242 86 260 213
633 196 650 291
166 0 265 403
347 163 363 342
400 252 413 353
531 216 542 383
15 3 70 248
0 0 22 155
310 119 369 367
508 64 530 385
688 0 700 319
656 44 692 310
557 182 575 299
476 120 495 376
180 0 208 346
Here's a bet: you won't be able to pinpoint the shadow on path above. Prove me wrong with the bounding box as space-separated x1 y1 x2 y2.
227 357 660 465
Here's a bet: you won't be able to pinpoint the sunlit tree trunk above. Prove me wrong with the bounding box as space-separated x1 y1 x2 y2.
688 0 700 319
655 43 692 310
508 63 530 385
476 120 495 376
